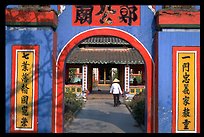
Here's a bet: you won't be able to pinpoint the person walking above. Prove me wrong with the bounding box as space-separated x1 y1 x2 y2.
110 78 122 107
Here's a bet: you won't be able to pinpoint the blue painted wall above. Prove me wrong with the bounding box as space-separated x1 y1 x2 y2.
157 31 200 133
56 5 156 59
5 27 54 133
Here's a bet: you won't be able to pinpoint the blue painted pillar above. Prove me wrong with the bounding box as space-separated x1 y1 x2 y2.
5 7 58 133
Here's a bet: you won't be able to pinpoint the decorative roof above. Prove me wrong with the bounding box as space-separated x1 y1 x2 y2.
80 36 130 45
66 47 144 64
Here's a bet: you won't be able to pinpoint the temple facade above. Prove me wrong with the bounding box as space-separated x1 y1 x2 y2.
5 5 200 133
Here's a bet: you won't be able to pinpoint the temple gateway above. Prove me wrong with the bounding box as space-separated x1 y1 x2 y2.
5 5 200 133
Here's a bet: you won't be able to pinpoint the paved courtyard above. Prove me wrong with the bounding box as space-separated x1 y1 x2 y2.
64 97 144 133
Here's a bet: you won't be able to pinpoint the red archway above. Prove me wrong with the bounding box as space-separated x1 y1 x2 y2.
52 28 154 133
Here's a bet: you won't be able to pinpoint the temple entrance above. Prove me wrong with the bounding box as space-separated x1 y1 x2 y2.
64 36 145 96
63 35 147 131
53 28 154 133
92 66 119 92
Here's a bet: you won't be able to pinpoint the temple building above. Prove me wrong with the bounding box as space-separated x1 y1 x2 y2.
5 5 200 133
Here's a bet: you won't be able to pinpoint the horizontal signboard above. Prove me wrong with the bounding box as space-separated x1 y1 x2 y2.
72 5 140 26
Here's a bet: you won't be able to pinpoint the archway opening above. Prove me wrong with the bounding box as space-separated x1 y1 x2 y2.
53 28 154 133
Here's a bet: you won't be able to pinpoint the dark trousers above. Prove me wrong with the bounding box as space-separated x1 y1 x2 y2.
113 94 120 106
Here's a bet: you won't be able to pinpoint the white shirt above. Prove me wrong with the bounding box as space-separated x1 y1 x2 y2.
110 83 122 94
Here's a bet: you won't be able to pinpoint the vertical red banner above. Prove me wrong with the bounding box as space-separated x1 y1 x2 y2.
10 45 39 132
172 46 200 133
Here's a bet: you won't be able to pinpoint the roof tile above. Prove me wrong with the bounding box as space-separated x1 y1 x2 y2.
66 47 144 64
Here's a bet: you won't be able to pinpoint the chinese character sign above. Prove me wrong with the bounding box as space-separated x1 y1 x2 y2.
177 52 195 131
72 5 140 26
172 47 200 133
11 45 39 132
16 51 34 129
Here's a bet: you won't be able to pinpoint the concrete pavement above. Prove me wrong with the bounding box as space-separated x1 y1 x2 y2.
64 97 144 133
